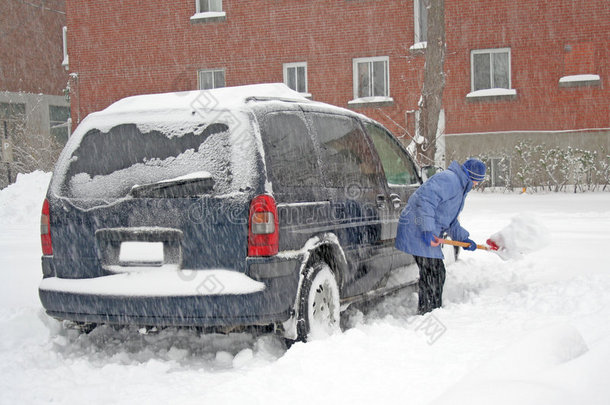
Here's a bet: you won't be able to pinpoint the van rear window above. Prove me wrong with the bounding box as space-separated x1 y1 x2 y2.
59 123 233 199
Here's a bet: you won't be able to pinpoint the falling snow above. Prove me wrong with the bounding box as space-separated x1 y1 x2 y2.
1 172 610 404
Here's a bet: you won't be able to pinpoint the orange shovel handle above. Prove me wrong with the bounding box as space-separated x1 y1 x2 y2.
437 238 492 251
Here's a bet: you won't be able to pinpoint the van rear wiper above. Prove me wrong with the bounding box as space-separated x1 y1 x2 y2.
130 172 215 198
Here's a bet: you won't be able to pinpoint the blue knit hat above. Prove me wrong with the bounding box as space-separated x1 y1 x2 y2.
462 158 486 182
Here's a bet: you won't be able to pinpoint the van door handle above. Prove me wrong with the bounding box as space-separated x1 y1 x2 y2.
390 193 402 209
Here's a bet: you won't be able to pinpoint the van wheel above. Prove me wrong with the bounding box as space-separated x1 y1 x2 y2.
296 262 341 342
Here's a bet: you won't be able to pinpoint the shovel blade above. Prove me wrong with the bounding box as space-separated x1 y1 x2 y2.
486 238 502 251
486 238 511 261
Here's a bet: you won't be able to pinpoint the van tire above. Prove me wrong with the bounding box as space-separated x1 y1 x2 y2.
295 262 341 342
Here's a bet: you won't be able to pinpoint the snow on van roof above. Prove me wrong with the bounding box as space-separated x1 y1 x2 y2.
101 83 310 115
71 82 312 140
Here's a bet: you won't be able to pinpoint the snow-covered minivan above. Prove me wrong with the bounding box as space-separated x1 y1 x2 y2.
39 83 424 341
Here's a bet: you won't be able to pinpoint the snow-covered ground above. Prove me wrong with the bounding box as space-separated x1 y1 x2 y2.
1 171 609 404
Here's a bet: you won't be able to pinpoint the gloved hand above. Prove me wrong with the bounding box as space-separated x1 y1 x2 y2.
422 231 440 247
462 238 477 251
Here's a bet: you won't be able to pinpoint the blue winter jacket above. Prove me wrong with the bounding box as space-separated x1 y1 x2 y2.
395 160 472 259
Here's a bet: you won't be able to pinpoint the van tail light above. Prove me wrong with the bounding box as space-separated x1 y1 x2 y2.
248 194 279 257
41 198 53 256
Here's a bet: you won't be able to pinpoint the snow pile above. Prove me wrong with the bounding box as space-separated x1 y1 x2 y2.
0 171 51 308
433 324 610 405
0 171 51 227
488 213 551 259
45 322 286 371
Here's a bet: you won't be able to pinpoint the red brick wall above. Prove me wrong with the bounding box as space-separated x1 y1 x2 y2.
66 0 609 135
444 0 610 133
0 0 67 94
66 0 422 135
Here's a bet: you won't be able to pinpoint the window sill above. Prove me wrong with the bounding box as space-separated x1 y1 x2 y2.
347 96 394 109
559 74 601 88
190 11 226 24
466 88 517 101
409 41 427 54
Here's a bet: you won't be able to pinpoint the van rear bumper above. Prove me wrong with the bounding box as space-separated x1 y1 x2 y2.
39 257 301 327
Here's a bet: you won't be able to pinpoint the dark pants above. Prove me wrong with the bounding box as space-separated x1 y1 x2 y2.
414 256 446 315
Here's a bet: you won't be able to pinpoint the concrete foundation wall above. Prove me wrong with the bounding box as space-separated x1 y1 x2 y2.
447 129 610 159
0 91 69 188
445 129 610 188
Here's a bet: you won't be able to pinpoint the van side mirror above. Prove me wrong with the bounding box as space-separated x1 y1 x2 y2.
421 165 439 181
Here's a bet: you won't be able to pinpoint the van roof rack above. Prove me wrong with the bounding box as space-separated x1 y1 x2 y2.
244 96 308 104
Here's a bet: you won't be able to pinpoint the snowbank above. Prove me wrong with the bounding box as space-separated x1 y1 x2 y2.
0 171 51 227
433 324 598 404
488 213 551 259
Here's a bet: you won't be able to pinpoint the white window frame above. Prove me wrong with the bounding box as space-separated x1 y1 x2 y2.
196 0 222 13
413 0 428 45
351 56 391 102
198 68 226 90
49 105 72 142
62 26 69 70
283 62 309 96
191 0 225 22
470 48 512 92
487 156 510 188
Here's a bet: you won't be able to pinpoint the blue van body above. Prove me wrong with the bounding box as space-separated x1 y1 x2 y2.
39 84 423 333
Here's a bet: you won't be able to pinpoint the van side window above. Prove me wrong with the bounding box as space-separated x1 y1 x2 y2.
260 111 321 188
365 123 419 186
310 113 378 189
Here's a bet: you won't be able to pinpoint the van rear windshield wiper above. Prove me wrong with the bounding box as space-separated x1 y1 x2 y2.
129 172 215 198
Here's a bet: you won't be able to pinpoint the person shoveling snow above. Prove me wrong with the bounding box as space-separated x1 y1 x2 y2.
395 158 486 314
396 158 552 315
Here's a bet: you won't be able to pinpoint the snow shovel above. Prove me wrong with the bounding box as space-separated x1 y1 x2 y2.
437 238 510 260
437 215 550 261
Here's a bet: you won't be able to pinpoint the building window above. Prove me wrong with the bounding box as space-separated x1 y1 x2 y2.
471 48 511 92
484 157 510 188
0 103 26 166
414 0 428 44
352 57 390 100
197 0 222 13
0 102 25 120
559 42 601 87
49 105 71 145
198 69 225 90
283 62 308 94
191 0 225 23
